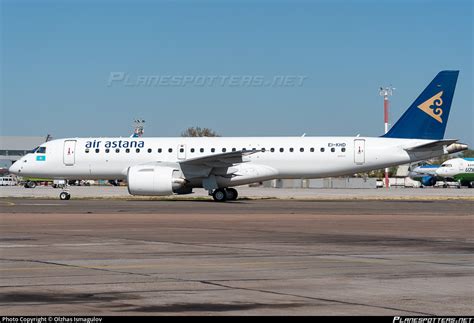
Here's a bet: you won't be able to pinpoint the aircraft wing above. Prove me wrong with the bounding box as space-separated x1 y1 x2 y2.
179 149 260 168
177 149 262 180
404 139 459 152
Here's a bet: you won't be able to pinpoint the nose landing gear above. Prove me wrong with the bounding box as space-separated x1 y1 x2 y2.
59 181 71 200
59 191 71 200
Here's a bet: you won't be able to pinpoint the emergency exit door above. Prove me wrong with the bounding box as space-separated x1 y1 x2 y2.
63 140 76 166
354 139 365 164
177 144 186 160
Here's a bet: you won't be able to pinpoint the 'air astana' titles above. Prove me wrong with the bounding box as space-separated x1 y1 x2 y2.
85 140 145 149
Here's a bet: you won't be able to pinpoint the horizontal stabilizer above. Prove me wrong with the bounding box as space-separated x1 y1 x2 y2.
403 139 468 155
404 139 459 151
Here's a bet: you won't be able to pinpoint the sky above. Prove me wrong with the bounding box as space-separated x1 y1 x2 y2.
1 0 473 146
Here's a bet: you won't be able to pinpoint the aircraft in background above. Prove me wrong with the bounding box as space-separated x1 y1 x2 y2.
408 163 440 187
9 71 468 201
436 158 474 188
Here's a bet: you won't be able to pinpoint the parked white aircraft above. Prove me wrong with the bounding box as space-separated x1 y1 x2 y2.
9 71 468 201
436 158 474 188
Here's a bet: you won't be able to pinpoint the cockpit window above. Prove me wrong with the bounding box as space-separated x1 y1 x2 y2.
35 147 46 154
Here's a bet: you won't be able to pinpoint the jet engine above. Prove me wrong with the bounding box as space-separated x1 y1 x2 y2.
421 175 437 187
127 165 186 196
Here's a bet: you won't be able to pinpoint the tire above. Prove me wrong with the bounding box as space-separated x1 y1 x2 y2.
60 192 70 200
225 188 238 200
469 181 474 188
27 181 36 189
212 189 227 202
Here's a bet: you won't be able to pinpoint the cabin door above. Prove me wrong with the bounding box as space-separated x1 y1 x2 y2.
354 139 365 164
177 144 186 160
63 140 76 166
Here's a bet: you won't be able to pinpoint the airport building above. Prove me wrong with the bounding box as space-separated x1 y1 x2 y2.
0 136 49 165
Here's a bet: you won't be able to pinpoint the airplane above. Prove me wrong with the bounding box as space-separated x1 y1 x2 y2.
9 70 468 201
435 157 474 188
408 163 440 187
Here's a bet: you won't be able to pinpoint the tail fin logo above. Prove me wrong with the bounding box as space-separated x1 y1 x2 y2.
417 91 444 123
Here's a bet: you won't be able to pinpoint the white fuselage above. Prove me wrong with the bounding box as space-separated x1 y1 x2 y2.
436 158 474 179
11 136 446 189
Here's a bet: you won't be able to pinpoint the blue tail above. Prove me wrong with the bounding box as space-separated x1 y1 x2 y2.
382 70 459 140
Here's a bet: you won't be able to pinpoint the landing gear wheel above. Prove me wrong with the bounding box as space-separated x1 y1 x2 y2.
25 181 36 189
225 188 238 200
212 189 227 202
59 192 71 200
443 184 448 188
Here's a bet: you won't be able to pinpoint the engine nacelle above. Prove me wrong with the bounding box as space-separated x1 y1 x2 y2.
127 165 186 196
421 175 437 187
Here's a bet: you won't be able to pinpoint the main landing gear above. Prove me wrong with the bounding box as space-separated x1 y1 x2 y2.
212 188 238 202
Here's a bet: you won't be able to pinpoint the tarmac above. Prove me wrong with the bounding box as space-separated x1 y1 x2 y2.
0 195 473 315
1 185 473 200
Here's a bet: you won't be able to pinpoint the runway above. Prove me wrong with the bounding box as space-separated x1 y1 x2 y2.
0 199 473 315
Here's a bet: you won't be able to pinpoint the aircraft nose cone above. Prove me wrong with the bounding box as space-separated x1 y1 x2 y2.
9 161 19 174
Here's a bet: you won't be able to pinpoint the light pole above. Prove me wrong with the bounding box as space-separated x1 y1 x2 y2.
379 86 395 189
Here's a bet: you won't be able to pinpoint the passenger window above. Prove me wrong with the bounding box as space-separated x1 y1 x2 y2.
222 148 226 153
341 148 346 152
115 148 120 153
261 148 266 152
85 149 90 153
200 148 204 153
331 148 335 152
126 148 130 153
289 148 294 152
158 148 162 153
105 149 110 153
300 148 304 152
147 148 152 153
252 148 256 151
136 148 140 153
232 148 236 152
280 148 284 152
211 148 215 153
95 149 100 153
168 148 173 153
310 148 315 152
270 148 275 152
180 148 184 153
191 148 195 153
320 148 325 152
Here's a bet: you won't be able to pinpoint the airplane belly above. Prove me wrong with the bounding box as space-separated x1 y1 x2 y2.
89 161 127 180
